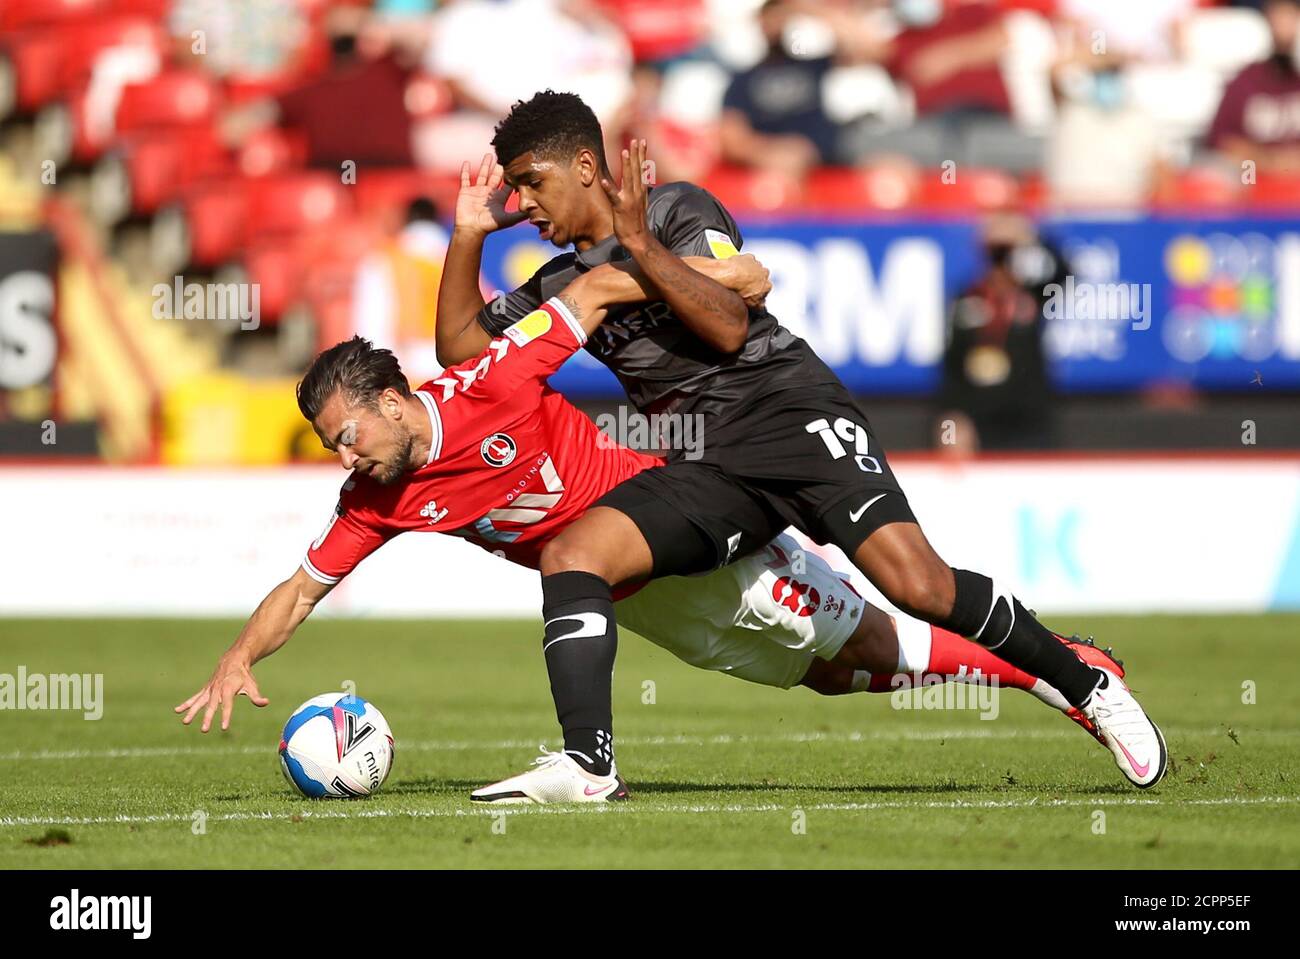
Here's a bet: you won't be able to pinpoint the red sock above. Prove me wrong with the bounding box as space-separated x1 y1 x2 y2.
855 624 1044 693
923 626 1040 691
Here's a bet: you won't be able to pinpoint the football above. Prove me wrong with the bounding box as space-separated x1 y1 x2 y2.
278 693 395 798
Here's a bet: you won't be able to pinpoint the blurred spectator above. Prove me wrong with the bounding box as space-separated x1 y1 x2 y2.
719 0 885 178
169 0 311 80
593 0 710 68
623 64 718 183
1045 66 1168 206
218 8 419 167
881 0 1041 170
1208 0 1300 174
888 0 1010 118
351 197 449 385
275 54 416 166
936 212 1065 453
1057 0 1197 62
413 0 633 170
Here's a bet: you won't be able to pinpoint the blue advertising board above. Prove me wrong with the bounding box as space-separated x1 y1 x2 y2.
478 215 1300 397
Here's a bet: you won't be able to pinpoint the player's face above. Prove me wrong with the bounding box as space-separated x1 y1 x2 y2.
504 149 599 248
313 390 415 486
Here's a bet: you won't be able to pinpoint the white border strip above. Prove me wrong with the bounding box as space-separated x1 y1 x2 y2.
546 296 586 346
414 390 443 462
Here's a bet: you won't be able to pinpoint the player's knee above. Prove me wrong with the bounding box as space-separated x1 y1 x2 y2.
800 659 852 695
539 535 601 577
888 565 954 621
833 606 898 673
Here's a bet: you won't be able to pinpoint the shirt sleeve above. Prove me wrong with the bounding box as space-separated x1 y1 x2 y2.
429 297 588 411
475 268 546 337
656 187 744 260
301 500 391 586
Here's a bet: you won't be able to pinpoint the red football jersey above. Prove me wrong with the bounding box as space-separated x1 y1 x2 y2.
302 298 659 586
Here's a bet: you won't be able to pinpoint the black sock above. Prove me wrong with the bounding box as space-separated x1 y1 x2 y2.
540 571 618 776
945 568 1102 707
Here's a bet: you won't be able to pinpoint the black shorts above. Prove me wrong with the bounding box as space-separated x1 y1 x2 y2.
594 382 915 575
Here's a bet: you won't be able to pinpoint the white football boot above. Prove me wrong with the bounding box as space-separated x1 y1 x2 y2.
470 746 630 804
1081 667 1168 788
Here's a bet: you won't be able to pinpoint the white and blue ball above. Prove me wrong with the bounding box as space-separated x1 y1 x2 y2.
278 693 395 798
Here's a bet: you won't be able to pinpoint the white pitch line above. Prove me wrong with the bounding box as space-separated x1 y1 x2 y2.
1 795 1298 829
1 726 1292 762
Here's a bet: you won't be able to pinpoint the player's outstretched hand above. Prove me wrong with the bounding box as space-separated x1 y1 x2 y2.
455 153 527 236
600 138 652 251
175 654 269 733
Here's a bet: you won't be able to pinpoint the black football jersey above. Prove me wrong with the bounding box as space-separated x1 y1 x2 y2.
476 181 839 420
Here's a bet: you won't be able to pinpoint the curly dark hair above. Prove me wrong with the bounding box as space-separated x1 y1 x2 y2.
296 336 410 422
491 90 609 173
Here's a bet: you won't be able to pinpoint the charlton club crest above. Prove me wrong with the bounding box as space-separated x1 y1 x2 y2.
480 432 517 468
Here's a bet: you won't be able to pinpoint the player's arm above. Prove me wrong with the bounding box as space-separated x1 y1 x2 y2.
175 567 331 732
600 140 750 354
544 255 766 342
561 253 771 318
439 251 769 369
558 263 655 333
437 154 529 364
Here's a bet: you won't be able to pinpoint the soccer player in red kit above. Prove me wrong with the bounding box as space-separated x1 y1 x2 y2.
176 267 1126 804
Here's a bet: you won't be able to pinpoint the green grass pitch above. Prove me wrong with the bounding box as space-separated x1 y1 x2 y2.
1 614 1297 868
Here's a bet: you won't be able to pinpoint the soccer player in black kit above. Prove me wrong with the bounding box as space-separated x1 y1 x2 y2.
436 91 1166 800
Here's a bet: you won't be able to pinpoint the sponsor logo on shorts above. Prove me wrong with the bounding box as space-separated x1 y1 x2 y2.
772 576 820 617
822 593 847 621
480 432 517 468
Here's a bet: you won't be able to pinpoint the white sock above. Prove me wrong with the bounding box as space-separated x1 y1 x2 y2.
894 617 933 673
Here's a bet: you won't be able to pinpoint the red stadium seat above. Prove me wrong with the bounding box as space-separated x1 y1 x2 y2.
237 126 309 178
239 239 302 324
115 70 220 134
1 15 162 122
352 168 457 225
54 16 165 95
702 166 805 213
804 167 920 212
0 28 66 118
107 0 171 18
161 173 352 274
240 214 380 325
0 0 109 32
31 15 167 164
403 73 456 119
916 168 1020 212
161 178 253 270
245 172 351 240
1247 174 1300 210
100 122 230 221
1153 167 1243 210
